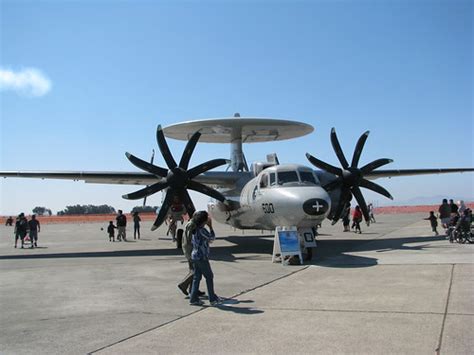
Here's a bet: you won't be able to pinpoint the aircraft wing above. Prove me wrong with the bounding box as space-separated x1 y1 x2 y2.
365 168 474 179
0 170 243 188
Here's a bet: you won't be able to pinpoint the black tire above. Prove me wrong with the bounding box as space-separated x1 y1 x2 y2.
176 229 183 250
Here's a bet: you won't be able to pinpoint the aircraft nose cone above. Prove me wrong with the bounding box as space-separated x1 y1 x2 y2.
303 198 329 216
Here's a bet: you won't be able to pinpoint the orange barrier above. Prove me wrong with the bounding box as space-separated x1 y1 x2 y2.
374 203 474 215
0 203 472 224
0 213 158 225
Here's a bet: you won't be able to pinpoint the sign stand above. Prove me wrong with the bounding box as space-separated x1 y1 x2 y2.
299 228 317 248
272 226 303 265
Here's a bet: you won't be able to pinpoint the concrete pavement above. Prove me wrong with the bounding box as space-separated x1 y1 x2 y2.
0 213 472 354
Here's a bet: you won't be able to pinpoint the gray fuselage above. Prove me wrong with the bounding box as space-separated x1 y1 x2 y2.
209 164 331 230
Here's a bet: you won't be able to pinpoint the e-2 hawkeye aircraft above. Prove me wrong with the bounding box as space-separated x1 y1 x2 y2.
1 115 473 255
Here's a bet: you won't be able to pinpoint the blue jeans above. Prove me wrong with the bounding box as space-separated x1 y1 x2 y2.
190 259 217 303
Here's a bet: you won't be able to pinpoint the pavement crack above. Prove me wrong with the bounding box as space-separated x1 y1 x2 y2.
88 266 309 354
435 263 455 355
260 307 446 316
88 310 204 354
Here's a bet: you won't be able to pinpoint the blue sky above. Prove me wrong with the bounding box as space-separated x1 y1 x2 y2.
1 0 473 215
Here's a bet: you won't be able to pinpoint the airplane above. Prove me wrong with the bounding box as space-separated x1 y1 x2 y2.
1 115 473 259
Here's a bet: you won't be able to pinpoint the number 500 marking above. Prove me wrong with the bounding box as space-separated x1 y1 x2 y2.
262 203 275 214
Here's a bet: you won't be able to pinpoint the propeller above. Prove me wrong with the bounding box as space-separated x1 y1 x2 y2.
123 125 229 231
306 128 394 225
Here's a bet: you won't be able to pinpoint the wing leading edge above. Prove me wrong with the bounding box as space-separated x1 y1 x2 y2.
0 171 243 188
365 168 474 180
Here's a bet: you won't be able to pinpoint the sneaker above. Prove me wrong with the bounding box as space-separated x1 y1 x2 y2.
197 290 205 296
178 284 189 296
190 300 204 306
210 297 224 306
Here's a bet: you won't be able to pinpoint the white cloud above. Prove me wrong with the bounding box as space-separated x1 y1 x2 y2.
0 67 52 97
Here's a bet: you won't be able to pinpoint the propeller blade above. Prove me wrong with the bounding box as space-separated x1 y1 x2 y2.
125 152 168 177
181 190 196 218
305 153 342 176
330 128 349 169
351 186 370 223
156 125 177 169
179 131 201 170
351 130 369 168
323 178 342 191
330 200 346 225
122 180 169 200
187 180 227 202
151 190 173 230
188 159 229 178
360 179 393 200
360 158 394 174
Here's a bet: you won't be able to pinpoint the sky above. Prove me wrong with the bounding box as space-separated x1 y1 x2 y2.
0 0 473 216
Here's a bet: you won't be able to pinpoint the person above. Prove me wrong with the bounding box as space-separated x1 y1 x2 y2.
455 209 471 236
449 199 459 216
28 214 40 248
447 213 460 242
352 206 362 234
177 213 205 297
424 211 438 236
14 213 28 248
189 211 222 306
368 203 376 223
133 212 141 239
458 200 467 215
5 216 13 226
116 210 127 241
341 203 351 232
438 199 451 229
107 221 117 242
167 196 186 241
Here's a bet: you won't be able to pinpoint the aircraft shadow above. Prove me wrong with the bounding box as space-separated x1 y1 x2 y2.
0 235 447 268
309 235 448 268
0 235 273 261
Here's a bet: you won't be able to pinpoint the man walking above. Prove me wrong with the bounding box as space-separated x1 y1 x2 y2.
28 214 40 248
178 213 205 297
116 210 127 241
14 213 28 248
438 199 451 229
189 211 222 306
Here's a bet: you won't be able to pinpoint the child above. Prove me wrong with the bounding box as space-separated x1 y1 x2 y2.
424 211 438 235
107 221 117 242
352 206 363 234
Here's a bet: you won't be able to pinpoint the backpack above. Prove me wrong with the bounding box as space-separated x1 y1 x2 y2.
182 220 196 260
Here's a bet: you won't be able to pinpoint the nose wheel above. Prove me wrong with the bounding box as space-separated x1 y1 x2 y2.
303 247 313 261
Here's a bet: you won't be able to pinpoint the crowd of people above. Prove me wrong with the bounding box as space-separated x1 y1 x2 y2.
5 213 41 248
424 199 472 242
106 209 139 242
105 204 223 306
341 203 376 234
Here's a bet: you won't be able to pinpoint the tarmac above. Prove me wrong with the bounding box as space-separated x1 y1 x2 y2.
0 213 472 355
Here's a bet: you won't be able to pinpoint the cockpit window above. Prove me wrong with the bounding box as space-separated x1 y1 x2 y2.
277 171 299 185
300 171 316 184
269 173 276 186
259 173 269 188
